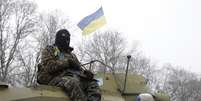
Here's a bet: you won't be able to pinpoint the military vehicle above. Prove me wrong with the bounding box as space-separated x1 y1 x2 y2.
0 56 170 101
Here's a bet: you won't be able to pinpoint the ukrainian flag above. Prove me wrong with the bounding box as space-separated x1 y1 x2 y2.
77 7 106 35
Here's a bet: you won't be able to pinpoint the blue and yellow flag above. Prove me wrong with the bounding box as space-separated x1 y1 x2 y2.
77 7 106 35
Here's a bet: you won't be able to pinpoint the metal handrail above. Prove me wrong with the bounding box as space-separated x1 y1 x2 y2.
81 60 114 72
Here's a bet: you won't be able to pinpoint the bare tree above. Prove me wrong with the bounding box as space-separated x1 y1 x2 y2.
0 0 37 85
158 64 201 101
14 46 40 86
129 54 156 89
35 11 71 48
77 31 126 72
0 0 15 82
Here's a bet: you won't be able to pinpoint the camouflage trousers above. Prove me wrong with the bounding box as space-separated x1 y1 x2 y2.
48 75 101 101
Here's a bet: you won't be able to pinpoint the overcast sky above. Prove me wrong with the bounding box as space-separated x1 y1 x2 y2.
34 0 201 73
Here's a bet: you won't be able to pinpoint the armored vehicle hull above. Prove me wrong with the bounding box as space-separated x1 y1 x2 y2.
0 73 169 101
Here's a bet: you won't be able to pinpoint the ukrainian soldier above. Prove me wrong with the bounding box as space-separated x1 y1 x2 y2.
37 29 101 101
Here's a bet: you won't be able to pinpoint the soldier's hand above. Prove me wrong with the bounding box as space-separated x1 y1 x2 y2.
68 59 81 70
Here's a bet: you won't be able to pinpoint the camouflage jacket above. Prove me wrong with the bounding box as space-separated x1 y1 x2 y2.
37 45 81 84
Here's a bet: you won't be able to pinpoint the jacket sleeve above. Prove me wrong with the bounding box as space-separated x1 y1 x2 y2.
41 46 69 74
70 53 82 70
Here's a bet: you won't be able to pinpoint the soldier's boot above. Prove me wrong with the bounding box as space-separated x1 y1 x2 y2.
86 81 101 101
62 77 87 101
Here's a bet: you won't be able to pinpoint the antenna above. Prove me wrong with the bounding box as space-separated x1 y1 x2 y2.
123 55 131 93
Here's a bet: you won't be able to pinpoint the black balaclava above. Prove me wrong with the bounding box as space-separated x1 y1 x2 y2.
55 29 72 52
